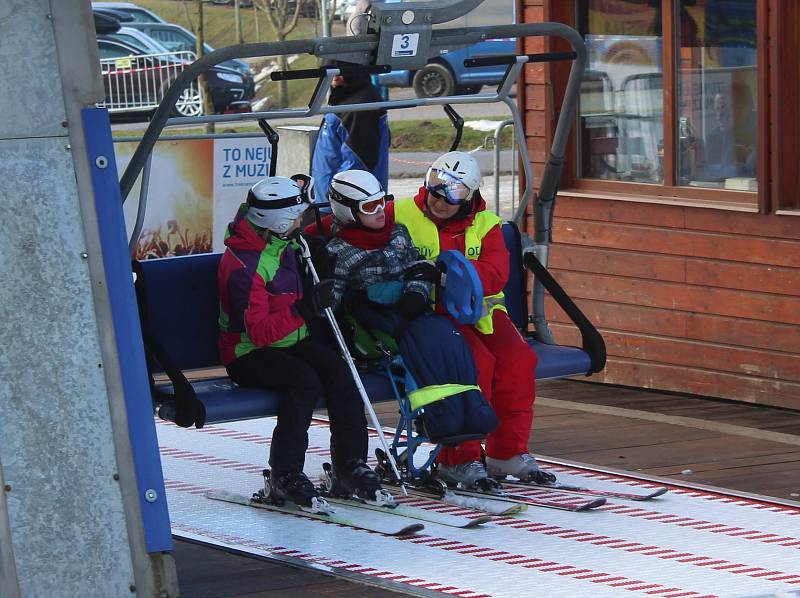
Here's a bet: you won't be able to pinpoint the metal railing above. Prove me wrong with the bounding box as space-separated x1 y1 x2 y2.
489 118 517 220
98 50 203 116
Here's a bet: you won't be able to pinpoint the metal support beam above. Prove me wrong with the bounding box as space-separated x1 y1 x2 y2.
0 0 177 595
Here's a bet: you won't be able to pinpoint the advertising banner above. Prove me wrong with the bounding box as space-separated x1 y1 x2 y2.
114 135 272 258
211 138 273 253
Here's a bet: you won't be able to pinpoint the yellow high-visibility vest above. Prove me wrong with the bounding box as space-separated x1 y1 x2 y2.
395 198 507 334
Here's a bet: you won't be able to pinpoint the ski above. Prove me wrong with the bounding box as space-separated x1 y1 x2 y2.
450 486 607 512
383 475 605 513
206 491 425 536
323 495 493 528
317 461 493 528
500 479 668 502
376 477 525 516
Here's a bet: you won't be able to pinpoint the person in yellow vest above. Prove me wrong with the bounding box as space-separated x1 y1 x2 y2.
399 151 556 487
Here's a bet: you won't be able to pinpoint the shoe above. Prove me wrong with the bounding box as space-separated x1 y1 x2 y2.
436 460 491 487
332 458 384 501
486 453 557 484
270 471 321 507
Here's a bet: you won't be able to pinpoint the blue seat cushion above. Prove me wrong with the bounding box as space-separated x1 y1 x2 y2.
160 368 397 424
529 339 592 380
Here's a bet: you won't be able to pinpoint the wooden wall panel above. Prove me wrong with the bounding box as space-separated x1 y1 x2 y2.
546 243 800 295
551 270 800 325
685 260 800 296
543 297 800 354
551 324 799 382
553 219 800 268
521 0 800 410
547 246 687 282
556 196 800 239
597 358 800 410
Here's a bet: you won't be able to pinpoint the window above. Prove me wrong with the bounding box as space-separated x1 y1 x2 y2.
106 33 150 54
124 9 161 24
574 0 760 203
98 41 136 60
148 28 195 53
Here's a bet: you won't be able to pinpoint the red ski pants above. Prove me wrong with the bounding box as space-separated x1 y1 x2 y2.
437 309 538 465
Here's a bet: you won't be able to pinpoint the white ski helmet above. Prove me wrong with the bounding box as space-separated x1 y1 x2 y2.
328 169 387 226
424 151 482 205
246 176 310 236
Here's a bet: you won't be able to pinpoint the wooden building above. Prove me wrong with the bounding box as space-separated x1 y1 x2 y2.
518 0 799 409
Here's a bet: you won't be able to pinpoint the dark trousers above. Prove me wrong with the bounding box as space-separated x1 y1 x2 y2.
226 337 368 477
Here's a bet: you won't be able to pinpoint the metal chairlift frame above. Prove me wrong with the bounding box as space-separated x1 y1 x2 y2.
119 0 593 351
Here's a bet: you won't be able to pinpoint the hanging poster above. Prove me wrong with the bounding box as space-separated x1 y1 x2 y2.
114 135 272 257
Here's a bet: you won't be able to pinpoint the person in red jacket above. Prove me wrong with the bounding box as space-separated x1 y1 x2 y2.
398 151 555 488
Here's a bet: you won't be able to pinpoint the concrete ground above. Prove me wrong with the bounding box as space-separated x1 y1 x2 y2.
173 379 800 597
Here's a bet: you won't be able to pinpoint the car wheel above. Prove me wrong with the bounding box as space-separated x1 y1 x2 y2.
412 63 455 98
173 86 204 117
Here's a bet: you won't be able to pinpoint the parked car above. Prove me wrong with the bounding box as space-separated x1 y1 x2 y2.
91 2 166 23
98 26 253 114
97 38 201 116
93 9 128 34
124 22 254 98
93 7 135 25
376 0 515 98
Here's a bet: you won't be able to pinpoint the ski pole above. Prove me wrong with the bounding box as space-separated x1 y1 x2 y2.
297 234 407 496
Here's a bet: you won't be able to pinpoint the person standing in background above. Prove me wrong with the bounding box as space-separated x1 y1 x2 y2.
310 61 390 202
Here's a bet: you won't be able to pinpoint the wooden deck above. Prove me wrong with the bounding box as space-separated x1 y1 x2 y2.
172 379 800 597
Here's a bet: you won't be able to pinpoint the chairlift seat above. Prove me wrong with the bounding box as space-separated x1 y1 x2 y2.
134 253 394 425
500 222 594 380
134 222 597 426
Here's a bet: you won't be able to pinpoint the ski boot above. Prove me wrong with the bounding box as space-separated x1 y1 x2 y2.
323 459 395 507
256 469 331 513
433 460 502 493
485 453 557 485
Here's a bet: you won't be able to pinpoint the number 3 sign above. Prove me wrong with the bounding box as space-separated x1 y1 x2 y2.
391 33 419 57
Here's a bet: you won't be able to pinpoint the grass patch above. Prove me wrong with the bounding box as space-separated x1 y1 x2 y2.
111 117 515 153
390 117 513 152
255 52 322 108
133 0 319 48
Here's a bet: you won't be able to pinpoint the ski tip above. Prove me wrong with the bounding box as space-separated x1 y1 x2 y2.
577 497 607 511
465 516 495 528
647 487 669 499
393 523 425 536
504 504 528 515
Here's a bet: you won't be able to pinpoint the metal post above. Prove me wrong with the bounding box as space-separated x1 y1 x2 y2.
493 118 513 216
0 460 20 598
321 0 331 37
1 1 177 595
128 151 153 256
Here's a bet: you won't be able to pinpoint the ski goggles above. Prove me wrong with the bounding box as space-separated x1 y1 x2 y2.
330 183 391 216
425 169 472 205
291 174 316 204
358 191 389 215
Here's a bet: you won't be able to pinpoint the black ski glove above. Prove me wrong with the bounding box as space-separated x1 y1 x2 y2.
302 233 337 278
404 259 446 286
296 279 335 322
397 290 429 320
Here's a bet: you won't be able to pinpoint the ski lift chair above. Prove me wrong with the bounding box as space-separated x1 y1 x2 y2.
120 0 606 489
133 253 401 428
